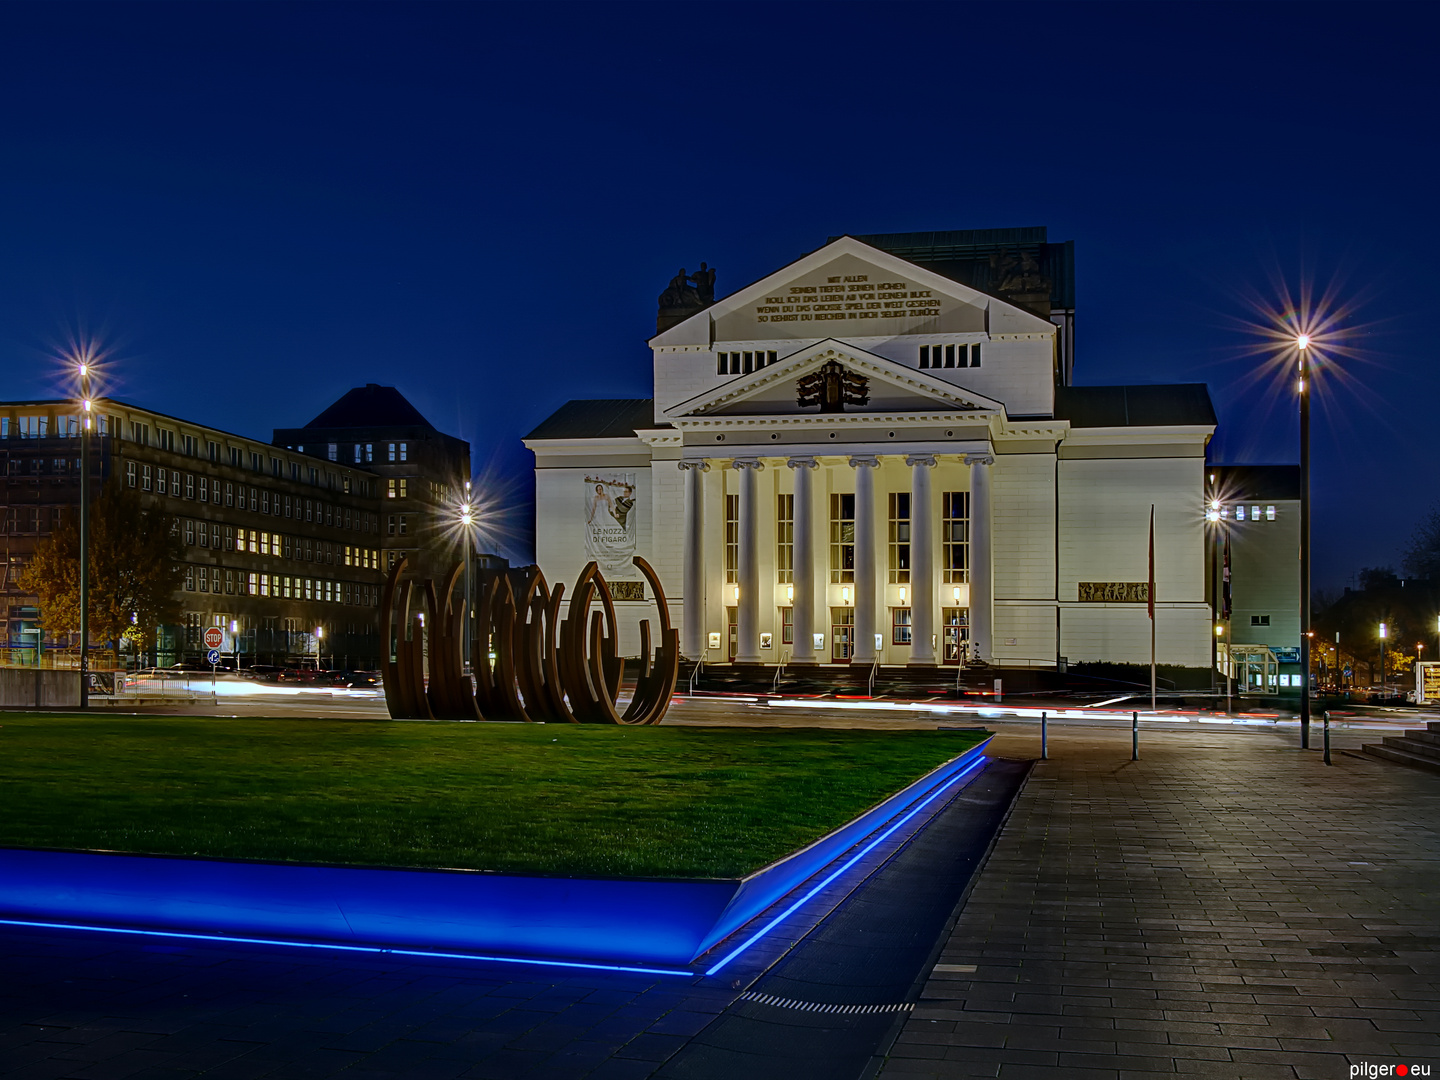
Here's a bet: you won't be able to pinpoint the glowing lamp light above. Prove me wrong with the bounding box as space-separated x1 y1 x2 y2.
229 620 238 633
1215 624 1225 637
1379 622 1387 640
899 586 907 605
731 584 739 602
785 584 793 602
316 626 325 639
952 586 961 603
1297 334 1311 350
841 586 851 604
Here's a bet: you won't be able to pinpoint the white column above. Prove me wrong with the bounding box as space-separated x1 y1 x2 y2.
906 454 937 666
966 453 995 664
733 459 764 663
788 457 818 664
679 460 709 659
850 455 880 664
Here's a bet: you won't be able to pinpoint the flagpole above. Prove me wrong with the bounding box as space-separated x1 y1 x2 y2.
1149 504 1156 712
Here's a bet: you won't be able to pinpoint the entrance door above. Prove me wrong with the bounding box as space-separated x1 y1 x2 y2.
941 607 969 664
726 606 737 661
831 607 854 663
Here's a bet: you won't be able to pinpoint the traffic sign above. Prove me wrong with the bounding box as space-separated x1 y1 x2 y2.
206 648 221 666
203 627 224 649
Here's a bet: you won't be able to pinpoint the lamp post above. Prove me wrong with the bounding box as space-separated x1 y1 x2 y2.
78 359 92 709
1297 333 1312 748
1378 621 1387 699
230 618 239 674
459 494 474 673
315 625 323 671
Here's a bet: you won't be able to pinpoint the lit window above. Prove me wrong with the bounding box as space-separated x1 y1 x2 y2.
725 494 738 584
1266 505 1276 521
888 492 910 584
1251 505 1260 520
830 493 855 583
942 492 970 583
387 442 396 462
1236 506 1246 520
387 479 397 499
780 606 793 645
776 494 794 584
398 478 408 499
892 607 913 645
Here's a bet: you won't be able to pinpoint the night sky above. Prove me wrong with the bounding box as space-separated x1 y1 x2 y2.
2 2 1435 587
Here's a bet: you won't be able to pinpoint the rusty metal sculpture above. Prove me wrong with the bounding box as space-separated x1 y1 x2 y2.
379 555 679 724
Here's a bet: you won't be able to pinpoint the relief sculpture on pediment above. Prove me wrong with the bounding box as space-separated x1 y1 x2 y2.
796 360 869 413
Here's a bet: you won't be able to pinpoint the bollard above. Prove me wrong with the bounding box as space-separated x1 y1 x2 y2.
1323 710 1331 766
1132 710 1139 761
1041 710 1048 760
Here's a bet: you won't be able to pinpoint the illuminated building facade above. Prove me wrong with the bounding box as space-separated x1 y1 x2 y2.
526 232 1224 670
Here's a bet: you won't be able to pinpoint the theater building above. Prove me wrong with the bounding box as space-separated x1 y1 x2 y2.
525 232 1220 670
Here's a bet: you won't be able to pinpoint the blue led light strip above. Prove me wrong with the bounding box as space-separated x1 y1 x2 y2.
703 755 989 977
0 917 696 978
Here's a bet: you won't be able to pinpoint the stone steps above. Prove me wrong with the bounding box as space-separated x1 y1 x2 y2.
1362 723 1440 773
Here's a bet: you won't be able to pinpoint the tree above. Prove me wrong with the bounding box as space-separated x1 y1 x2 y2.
19 479 185 652
1403 509 1440 581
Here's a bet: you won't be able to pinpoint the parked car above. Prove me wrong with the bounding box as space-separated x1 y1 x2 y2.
335 670 381 689
243 665 284 683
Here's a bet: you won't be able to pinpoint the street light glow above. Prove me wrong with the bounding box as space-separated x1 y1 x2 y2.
1296 334 1310 350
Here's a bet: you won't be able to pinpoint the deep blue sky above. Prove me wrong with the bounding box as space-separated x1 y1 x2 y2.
1 2 1434 586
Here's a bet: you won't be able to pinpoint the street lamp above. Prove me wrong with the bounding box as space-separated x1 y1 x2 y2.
1378 621 1387 698
1297 333 1313 748
459 489 474 673
315 625 324 671
77 358 92 708
230 618 240 673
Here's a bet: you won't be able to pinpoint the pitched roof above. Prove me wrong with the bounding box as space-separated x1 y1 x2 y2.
302 385 435 430
1211 465 1301 501
524 399 657 441
1054 384 1216 428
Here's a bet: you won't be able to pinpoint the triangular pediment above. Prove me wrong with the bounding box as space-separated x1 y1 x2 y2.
649 236 1055 347
665 340 1005 421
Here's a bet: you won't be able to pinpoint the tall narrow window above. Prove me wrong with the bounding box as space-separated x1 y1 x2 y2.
780 606 794 645
888 491 910 584
724 494 739 585
776 494 794 584
830 492 855 583
942 491 970 583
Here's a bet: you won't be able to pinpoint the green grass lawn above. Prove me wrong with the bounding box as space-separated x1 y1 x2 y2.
0 715 985 878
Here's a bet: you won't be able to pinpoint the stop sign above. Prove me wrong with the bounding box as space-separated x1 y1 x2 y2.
203 627 224 650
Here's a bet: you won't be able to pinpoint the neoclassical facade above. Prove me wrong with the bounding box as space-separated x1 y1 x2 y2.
525 235 1217 669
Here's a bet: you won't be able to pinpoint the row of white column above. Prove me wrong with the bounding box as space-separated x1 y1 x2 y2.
679 453 994 666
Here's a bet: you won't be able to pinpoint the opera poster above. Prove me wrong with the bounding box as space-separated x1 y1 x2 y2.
583 472 637 579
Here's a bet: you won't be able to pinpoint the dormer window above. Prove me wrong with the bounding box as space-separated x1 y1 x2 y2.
717 350 778 376
920 344 980 369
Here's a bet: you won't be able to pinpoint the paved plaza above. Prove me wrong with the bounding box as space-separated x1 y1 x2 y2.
883 721 1440 1080
0 703 1436 1079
